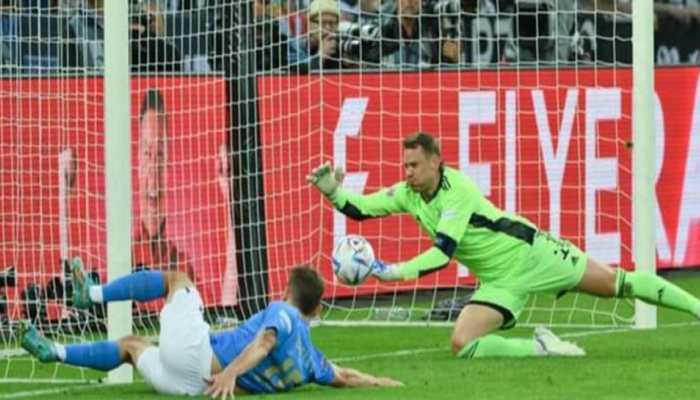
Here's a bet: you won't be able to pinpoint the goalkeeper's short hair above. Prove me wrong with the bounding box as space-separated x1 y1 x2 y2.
403 132 441 157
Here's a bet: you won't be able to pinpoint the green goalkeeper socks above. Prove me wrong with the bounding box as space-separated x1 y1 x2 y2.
457 334 537 359
616 270 700 317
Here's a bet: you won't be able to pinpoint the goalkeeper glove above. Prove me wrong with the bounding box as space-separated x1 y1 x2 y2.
371 260 403 282
307 161 344 197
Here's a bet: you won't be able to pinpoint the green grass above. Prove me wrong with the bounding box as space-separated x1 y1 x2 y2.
2 275 700 400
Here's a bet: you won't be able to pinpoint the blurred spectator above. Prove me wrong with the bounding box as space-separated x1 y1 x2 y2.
58 0 82 13
288 0 340 72
64 0 104 69
439 37 461 65
339 0 380 22
335 4 384 67
665 0 697 22
427 0 476 65
0 0 18 70
339 0 357 21
591 0 700 64
659 1 700 24
65 0 182 72
338 0 470 68
254 0 289 71
131 0 182 72
589 0 699 24
653 0 700 64
19 9 63 72
280 0 309 39
500 0 578 65
377 0 439 68
166 3 220 72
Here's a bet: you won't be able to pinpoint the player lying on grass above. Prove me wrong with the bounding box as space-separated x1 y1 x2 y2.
21 260 401 399
308 131 700 359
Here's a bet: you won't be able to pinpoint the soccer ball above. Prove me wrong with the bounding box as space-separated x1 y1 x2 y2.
332 235 375 285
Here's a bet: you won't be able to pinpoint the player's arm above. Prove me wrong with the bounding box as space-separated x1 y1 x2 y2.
205 329 277 399
307 161 404 220
309 345 402 389
331 365 403 388
371 239 454 282
372 187 472 282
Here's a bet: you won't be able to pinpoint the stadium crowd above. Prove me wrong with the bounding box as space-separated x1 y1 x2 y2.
0 0 698 74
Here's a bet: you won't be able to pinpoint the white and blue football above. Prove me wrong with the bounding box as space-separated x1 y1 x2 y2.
332 235 375 285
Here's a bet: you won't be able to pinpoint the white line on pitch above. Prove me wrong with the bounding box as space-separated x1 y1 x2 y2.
0 383 115 399
332 347 447 363
0 378 100 384
560 320 699 339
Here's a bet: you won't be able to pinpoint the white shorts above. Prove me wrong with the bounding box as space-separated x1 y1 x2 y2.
136 287 213 396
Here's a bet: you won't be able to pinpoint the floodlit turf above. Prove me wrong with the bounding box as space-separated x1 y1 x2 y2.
2 274 700 400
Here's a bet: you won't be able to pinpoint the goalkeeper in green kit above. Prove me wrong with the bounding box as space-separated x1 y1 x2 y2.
307 132 700 359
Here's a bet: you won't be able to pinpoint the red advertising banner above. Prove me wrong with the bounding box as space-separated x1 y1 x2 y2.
0 77 233 319
259 68 700 297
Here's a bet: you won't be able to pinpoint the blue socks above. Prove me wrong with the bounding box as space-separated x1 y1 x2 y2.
59 272 166 372
65 341 122 371
102 270 166 302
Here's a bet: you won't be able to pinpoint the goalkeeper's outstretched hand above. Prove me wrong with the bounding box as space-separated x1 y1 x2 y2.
371 259 403 282
307 161 345 197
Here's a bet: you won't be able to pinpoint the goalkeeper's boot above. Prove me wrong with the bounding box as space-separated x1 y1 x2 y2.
20 321 58 363
534 326 586 357
71 257 95 309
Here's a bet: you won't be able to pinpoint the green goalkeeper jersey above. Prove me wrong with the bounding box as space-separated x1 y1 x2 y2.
329 166 537 281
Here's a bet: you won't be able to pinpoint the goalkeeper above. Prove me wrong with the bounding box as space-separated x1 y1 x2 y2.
308 132 700 359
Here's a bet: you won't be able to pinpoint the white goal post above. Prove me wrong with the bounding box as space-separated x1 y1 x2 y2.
631 0 657 330
104 0 133 384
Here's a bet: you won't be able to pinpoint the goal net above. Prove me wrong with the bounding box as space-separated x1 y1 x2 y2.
1 0 678 385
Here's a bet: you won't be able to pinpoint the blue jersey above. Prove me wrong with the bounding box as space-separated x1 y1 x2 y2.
209 301 335 393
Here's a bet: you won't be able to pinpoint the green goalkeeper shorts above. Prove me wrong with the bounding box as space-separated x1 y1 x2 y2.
469 231 588 329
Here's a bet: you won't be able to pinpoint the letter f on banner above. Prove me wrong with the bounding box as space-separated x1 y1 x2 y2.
333 98 369 248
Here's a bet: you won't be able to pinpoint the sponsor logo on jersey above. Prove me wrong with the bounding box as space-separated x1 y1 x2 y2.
442 209 458 220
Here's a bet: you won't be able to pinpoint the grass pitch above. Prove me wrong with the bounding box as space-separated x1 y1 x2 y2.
2 274 700 400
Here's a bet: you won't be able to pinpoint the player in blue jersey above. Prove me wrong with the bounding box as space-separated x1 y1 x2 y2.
21 259 401 399
308 132 700 360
